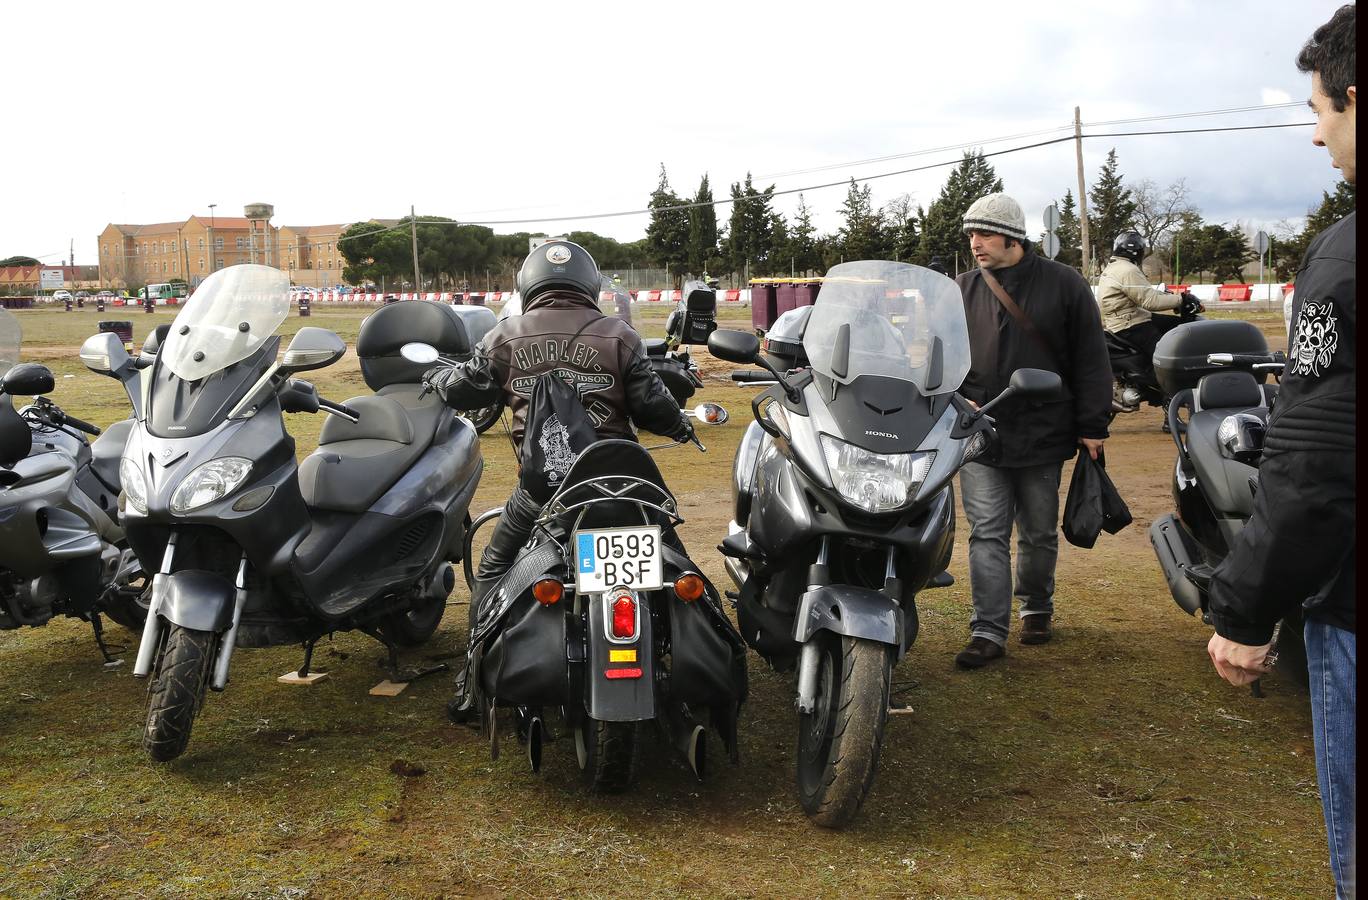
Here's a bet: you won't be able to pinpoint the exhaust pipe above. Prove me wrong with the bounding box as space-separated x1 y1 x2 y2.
133 534 178 677
681 724 706 781
210 557 250 691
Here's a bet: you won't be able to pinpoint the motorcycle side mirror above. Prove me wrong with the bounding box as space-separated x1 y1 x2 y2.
689 402 729 425
281 327 346 373
1 362 55 396
973 367 1063 419
80 332 135 380
707 329 760 364
400 342 440 365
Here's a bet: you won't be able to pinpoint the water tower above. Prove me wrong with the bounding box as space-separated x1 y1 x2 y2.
244 202 274 267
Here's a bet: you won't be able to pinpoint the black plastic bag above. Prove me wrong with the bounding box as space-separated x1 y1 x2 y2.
520 371 598 503
1063 447 1131 548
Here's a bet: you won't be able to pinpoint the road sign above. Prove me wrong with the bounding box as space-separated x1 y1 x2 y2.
1254 230 1269 255
1042 204 1060 232
1041 231 1060 260
39 268 64 289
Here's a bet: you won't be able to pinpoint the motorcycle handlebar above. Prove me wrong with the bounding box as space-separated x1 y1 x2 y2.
54 409 102 436
731 370 777 384
318 398 360 423
1207 351 1287 368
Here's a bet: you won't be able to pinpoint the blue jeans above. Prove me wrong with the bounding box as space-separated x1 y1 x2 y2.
1306 619 1356 899
957 461 1064 645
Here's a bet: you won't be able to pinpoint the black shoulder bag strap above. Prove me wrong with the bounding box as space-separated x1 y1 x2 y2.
979 267 1061 371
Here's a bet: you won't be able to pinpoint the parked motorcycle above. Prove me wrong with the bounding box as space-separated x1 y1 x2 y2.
437 346 744 789
1147 319 1306 684
1105 295 1204 419
0 307 148 659
88 265 483 761
708 261 1061 827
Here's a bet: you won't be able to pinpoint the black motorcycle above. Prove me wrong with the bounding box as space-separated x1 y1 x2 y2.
1105 299 1204 419
449 396 743 791
708 261 1060 827
1147 319 1306 684
99 265 484 761
0 308 148 660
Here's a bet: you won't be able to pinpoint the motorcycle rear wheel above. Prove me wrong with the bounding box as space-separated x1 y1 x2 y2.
143 625 216 762
796 633 892 828
575 718 637 794
460 399 505 434
381 590 447 648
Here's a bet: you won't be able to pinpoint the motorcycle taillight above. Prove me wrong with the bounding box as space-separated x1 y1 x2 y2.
610 592 637 640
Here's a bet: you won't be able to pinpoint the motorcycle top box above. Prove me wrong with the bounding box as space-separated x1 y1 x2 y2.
1153 320 1270 397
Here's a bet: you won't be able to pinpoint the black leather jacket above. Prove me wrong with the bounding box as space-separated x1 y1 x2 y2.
425 289 686 454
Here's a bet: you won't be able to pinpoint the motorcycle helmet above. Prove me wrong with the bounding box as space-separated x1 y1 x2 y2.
516 240 600 304
1112 231 1146 264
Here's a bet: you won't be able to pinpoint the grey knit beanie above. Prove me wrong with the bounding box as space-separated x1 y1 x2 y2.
962 193 1027 242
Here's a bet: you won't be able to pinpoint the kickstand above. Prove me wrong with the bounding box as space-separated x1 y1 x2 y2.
373 633 448 684
90 613 122 667
298 639 317 678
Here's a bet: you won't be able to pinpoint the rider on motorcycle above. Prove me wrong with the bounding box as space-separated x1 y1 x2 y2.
1099 230 1202 362
422 240 692 650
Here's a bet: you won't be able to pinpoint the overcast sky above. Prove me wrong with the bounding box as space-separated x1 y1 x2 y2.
7 0 1350 266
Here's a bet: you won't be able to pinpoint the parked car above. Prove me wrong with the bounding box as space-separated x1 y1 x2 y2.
75 291 91 300
52 290 73 303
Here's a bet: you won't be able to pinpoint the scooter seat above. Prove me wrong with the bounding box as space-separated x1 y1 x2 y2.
298 389 449 514
643 338 668 357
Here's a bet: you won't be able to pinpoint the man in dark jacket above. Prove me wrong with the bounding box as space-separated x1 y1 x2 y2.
952 193 1113 668
426 240 689 594
1207 8 1355 895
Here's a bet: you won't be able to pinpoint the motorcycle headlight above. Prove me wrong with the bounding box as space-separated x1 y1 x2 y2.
819 435 934 513
170 457 253 513
120 457 148 515
960 430 989 465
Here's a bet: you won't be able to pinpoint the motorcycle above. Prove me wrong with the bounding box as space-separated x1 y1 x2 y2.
664 278 720 351
0 306 148 660
434 333 744 789
1105 294 1204 419
89 265 483 761
1147 319 1307 685
708 260 1061 827
446 303 503 433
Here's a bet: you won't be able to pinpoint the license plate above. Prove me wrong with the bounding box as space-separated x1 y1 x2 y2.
573 525 663 594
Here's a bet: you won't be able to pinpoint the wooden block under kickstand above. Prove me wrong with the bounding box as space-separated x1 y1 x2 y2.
278 671 329 685
369 679 409 697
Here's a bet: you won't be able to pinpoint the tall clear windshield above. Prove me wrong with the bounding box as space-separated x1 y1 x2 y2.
160 265 291 381
0 307 19 378
804 261 970 395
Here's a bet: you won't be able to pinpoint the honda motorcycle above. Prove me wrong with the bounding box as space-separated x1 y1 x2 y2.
0 307 147 659
96 265 483 761
1147 319 1306 684
708 260 1060 828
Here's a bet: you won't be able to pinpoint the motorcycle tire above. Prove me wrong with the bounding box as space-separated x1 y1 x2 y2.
796 633 892 828
381 590 447 648
460 399 505 434
143 625 216 763
574 718 637 794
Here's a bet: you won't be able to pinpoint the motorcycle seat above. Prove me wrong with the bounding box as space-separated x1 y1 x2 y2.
297 387 449 514
643 338 668 357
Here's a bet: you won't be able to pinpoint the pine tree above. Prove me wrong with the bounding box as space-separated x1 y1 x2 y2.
719 173 779 278
685 174 718 276
785 194 822 276
646 164 689 281
1054 189 1082 270
917 151 1004 272
1087 149 1137 270
834 179 888 261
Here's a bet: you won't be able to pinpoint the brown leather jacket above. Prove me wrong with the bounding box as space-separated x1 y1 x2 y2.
425 290 686 454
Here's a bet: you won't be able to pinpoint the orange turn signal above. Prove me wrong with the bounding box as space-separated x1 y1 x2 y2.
674 573 706 602
532 578 563 606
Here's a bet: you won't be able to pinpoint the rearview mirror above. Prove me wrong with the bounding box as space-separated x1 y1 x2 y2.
281 327 346 373
400 342 440 365
1 363 55 396
1009 367 1063 400
80 332 134 379
690 402 729 425
707 330 760 364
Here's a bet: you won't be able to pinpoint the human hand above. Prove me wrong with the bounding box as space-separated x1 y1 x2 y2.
1080 437 1104 460
1207 632 1275 686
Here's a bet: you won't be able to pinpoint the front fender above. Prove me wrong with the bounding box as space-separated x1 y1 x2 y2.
793 584 903 647
158 569 236 633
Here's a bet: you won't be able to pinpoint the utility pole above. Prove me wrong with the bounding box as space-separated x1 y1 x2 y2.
1074 106 1092 279
410 205 420 291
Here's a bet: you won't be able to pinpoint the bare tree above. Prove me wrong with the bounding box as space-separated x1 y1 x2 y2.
1132 177 1196 276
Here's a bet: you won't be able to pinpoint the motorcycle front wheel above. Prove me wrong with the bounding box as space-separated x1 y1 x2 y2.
143 625 216 762
796 633 892 828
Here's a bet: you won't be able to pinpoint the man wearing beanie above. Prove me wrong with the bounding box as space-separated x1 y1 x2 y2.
952 192 1113 668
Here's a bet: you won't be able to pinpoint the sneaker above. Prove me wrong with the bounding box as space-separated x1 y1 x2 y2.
955 636 1005 669
1020 614 1053 645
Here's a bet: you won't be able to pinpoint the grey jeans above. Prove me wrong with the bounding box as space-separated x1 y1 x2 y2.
958 460 1065 645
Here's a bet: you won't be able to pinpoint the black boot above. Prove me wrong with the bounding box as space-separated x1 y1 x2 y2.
447 574 500 727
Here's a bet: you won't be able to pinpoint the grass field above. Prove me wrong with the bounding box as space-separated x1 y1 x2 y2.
0 304 1327 899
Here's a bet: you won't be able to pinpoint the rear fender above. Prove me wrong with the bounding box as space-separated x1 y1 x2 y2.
585 591 655 722
793 584 903 647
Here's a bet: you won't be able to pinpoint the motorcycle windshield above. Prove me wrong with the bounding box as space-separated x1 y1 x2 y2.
159 265 291 382
804 261 969 394
0 307 19 378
